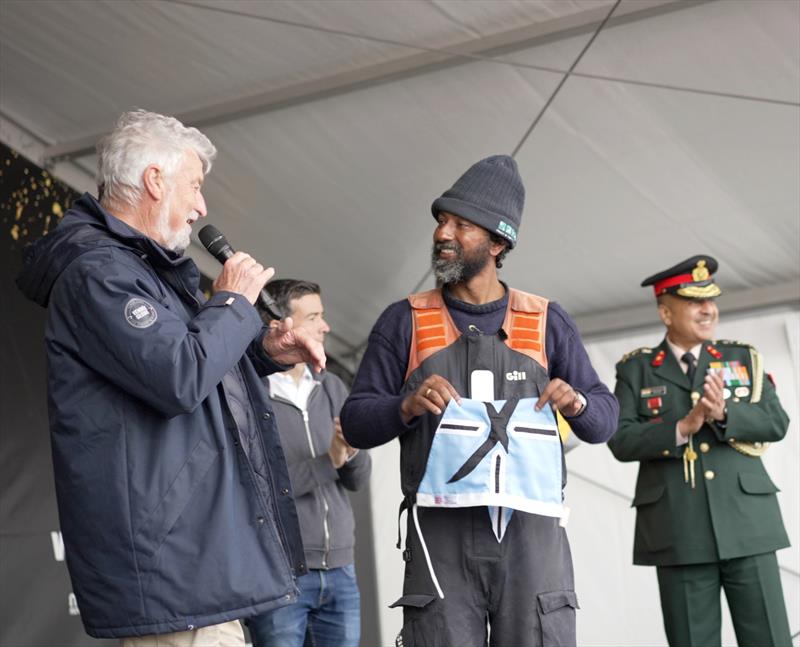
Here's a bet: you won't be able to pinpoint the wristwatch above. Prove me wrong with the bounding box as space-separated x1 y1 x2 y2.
568 392 587 418
708 406 728 429
716 406 728 429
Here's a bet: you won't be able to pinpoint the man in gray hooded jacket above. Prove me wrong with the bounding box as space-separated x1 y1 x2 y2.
247 279 371 647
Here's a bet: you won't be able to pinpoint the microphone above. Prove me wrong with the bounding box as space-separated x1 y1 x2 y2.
198 224 283 321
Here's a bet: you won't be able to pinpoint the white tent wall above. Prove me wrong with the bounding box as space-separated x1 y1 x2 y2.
1 1 797 356
368 307 800 646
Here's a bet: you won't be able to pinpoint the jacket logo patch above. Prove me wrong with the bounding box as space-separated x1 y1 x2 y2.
505 370 526 381
125 298 157 329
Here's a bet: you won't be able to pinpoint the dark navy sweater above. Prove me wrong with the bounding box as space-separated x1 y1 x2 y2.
341 287 619 449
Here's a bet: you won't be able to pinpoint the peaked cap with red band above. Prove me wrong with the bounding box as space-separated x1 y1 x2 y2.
641 254 722 300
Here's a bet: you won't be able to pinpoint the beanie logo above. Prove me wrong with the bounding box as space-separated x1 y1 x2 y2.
497 220 517 242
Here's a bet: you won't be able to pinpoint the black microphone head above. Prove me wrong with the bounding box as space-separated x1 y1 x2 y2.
198 224 232 260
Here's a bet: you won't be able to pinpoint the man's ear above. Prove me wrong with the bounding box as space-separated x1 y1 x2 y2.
489 239 507 258
658 302 671 327
142 164 165 201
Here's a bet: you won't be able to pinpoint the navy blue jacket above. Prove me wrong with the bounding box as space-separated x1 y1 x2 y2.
16 194 306 638
341 288 618 448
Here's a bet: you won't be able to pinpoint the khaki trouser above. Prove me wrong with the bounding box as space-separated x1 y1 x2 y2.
120 620 245 647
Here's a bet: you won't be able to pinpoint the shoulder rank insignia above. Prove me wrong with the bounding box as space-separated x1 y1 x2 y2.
706 344 722 359
715 339 755 350
651 349 666 367
619 347 652 363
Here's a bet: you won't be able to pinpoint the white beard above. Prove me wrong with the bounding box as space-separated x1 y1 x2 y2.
155 193 192 253
164 224 191 254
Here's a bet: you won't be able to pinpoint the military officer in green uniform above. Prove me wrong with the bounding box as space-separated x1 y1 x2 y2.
608 255 792 647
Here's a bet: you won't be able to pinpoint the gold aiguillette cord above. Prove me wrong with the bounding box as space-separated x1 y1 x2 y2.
684 436 697 489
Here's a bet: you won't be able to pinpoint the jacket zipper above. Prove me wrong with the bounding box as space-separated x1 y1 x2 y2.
271 385 333 569
169 266 201 308
300 408 332 569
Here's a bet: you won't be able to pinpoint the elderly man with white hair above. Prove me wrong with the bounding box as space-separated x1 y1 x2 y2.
16 110 325 647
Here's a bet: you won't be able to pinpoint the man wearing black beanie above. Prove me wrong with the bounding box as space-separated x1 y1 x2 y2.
341 155 619 647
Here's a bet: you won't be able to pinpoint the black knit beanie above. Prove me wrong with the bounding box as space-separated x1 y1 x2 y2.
431 155 524 249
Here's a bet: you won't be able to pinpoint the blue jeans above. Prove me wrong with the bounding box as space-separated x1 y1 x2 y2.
246 564 361 647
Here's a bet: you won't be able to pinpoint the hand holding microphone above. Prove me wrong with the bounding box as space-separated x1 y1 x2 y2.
215 251 273 303
198 224 325 371
198 225 282 320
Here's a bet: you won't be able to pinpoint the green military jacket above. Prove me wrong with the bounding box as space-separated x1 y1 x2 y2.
608 337 790 566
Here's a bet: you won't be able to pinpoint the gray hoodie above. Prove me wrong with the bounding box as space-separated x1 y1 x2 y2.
266 370 371 569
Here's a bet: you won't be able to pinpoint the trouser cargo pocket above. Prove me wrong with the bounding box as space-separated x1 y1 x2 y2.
537 590 578 647
390 594 444 647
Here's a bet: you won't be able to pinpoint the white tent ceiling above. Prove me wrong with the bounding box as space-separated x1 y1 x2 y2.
2 0 798 369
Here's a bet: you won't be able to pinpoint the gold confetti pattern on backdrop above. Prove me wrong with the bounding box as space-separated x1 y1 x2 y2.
1 143 80 251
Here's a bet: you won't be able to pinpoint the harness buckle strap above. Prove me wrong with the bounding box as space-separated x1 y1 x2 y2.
396 497 411 550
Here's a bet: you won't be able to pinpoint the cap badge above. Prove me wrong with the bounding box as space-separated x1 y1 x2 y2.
692 260 710 282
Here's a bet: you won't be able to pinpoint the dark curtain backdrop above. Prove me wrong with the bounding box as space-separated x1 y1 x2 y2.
0 143 115 646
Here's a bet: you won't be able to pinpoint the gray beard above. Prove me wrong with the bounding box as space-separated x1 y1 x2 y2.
164 228 190 254
155 193 191 254
431 241 491 286
432 256 466 285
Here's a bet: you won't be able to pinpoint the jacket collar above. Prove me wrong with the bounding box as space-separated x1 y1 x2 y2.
692 341 716 392
86 194 193 269
88 194 202 298
651 337 689 390
652 336 713 392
